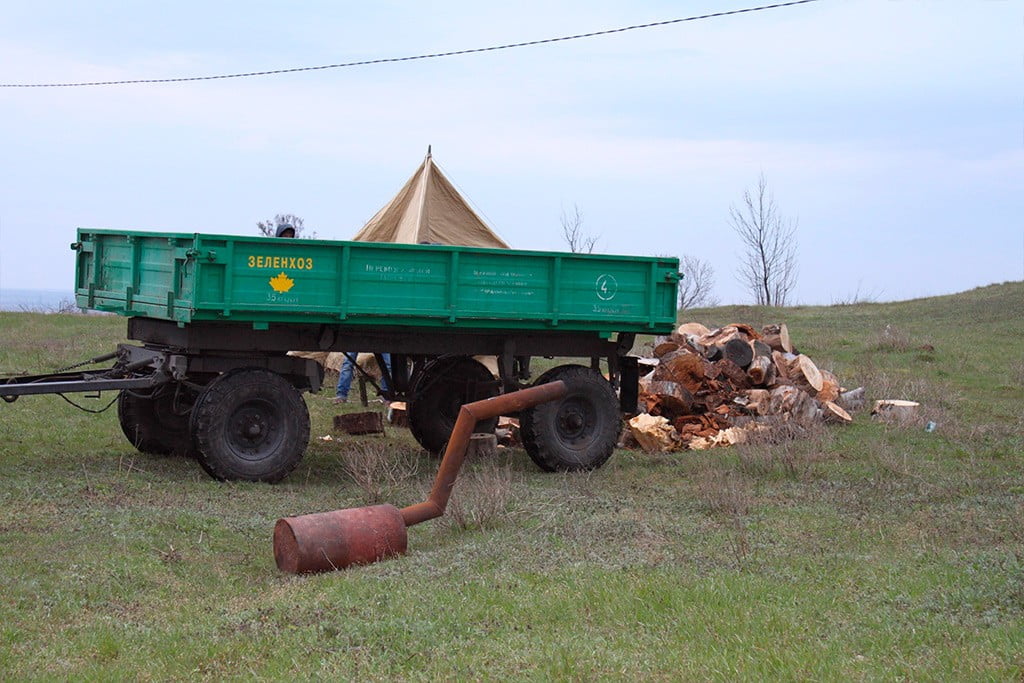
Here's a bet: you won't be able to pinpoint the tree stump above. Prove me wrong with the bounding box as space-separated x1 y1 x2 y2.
466 432 498 459
334 411 385 435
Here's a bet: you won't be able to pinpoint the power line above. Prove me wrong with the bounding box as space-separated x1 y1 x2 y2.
1 0 822 89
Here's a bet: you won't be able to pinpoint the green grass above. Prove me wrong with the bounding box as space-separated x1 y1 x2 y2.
1 282 1022 679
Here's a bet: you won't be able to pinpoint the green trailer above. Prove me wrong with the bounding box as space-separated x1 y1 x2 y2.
4 229 680 482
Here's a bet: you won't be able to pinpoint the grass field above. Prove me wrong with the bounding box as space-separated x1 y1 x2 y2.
1 282 1022 679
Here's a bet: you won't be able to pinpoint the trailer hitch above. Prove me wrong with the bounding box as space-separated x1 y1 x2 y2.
272 380 567 573
0 344 181 402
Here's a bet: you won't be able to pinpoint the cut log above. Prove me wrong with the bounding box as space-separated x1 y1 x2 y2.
715 358 751 389
816 369 840 403
772 351 790 381
746 355 774 386
699 326 742 348
822 401 853 424
723 338 754 369
676 322 711 338
653 339 680 358
705 345 723 362
698 389 727 411
871 399 920 422
386 402 409 428
752 340 772 358
646 381 695 417
797 395 822 422
653 350 707 394
761 324 793 353
744 388 770 415
726 323 762 340
768 385 805 414
836 386 866 412
334 411 385 435
788 354 824 393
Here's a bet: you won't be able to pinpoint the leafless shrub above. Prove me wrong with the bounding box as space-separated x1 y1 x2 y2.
446 462 517 531
829 281 882 306
17 297 81 314
55 298 80 314
677 254 718 309
341 441 418 504
560 203 599 254
869 324 915 352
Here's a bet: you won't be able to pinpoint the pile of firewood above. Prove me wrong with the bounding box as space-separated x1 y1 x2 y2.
627 322 865 452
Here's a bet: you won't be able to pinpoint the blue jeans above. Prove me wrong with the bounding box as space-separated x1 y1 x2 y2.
335 353 391 399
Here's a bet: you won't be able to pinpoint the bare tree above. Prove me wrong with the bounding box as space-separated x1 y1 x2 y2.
560 204 599 253
678 254 718 309
257 213 315 238
729 174 798 306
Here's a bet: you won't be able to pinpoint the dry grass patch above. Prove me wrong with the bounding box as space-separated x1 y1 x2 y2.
446 461 519 531
734 418 834 480
695 463 754 565
340 441 420 504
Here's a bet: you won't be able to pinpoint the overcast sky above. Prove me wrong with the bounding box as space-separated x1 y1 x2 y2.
1 0 1021 305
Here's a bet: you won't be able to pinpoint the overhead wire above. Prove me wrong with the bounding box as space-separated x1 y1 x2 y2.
1 0 822 89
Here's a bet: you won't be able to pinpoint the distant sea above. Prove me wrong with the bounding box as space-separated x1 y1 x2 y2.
0 288 78 312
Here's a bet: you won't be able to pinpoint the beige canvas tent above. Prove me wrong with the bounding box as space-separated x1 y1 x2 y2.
351 150 510 248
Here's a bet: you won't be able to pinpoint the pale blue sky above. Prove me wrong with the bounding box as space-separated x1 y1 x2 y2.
1 0 1021 304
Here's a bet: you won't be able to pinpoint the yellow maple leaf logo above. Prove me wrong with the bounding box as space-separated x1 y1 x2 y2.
269 272 295 293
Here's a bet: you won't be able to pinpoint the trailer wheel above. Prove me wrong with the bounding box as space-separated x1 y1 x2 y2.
190 368 310 483
520 365 620 472
408 356 499 454
117 388 193 456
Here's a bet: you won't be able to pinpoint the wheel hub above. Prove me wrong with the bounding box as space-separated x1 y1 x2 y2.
228 402 280 459
556 399 592 444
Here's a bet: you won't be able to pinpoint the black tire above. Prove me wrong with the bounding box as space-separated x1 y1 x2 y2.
408 356 499 454
117 387 194 456
189 368 310 483
520 365 620 472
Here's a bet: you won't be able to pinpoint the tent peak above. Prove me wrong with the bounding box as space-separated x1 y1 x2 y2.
350 152 510 249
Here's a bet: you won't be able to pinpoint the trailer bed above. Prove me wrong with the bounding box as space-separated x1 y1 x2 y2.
73 229 680 334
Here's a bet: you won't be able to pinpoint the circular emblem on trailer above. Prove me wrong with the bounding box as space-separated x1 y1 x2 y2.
595 274 617 301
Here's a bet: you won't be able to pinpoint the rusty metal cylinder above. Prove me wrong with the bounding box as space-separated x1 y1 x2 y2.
273 503 408 573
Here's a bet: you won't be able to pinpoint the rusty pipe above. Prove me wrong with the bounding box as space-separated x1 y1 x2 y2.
399 379 566 526
273 380 567 573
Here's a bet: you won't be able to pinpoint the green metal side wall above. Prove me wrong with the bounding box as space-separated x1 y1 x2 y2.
74 229 680 335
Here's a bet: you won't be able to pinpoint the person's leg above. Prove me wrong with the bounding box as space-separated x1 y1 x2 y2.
335 353 356 400
379 353 392 393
